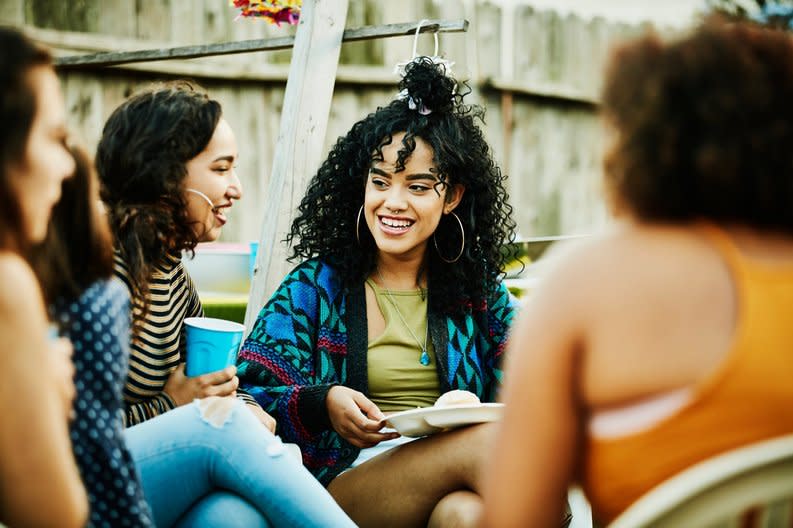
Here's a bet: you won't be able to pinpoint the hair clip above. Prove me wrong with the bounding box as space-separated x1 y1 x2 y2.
396 89 432 115
232 0 301 25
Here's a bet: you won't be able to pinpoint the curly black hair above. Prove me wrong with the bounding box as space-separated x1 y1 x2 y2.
602 16 793 231
287 57 517 314
96 81 221 315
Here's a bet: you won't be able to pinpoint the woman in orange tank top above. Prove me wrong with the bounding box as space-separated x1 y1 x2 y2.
482 12 793 528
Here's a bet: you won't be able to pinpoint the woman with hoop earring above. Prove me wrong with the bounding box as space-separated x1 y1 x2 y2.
237 57 521 528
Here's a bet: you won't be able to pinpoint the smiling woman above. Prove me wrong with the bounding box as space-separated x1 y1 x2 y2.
237 57 526 528
95 82 258 427
183 118 241 242
91 82 357 527
364 133 464 263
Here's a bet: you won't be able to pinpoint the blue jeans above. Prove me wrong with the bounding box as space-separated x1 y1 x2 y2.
124 399 356 528
173 491 268 528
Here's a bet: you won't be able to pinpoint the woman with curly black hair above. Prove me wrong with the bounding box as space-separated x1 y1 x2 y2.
237 57 518 527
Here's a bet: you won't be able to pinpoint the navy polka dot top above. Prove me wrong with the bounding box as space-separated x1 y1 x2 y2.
53 279 154 527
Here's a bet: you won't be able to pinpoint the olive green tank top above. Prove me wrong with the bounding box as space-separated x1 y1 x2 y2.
365 279 441 412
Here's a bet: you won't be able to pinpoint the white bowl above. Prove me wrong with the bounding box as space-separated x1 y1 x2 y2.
182 243 251 295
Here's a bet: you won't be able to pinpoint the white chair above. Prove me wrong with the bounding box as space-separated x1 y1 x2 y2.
608 433 793 528
568 487 594 528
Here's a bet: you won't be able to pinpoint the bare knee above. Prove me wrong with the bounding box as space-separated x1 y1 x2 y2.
428 490 482 528
444 423 498 487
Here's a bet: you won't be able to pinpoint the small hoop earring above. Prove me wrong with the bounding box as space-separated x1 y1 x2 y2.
356 205 364 246
433 211 465 263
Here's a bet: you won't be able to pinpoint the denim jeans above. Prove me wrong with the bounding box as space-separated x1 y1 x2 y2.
124 398 355 528
173 491 268 528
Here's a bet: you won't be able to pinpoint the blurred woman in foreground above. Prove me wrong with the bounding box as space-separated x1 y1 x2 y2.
483 16 793 527
0 26 86 526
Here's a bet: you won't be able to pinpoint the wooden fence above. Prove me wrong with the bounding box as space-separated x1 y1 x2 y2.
0 0 660 239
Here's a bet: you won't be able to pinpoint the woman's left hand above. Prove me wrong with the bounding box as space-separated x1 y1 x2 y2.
246 403 277 433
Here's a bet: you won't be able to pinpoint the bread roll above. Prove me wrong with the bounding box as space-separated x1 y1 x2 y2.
434 389 480 407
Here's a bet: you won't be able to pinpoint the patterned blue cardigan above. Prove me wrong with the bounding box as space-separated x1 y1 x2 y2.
237 258 516 485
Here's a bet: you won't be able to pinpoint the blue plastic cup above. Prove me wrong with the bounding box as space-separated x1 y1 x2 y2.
184 317 245 377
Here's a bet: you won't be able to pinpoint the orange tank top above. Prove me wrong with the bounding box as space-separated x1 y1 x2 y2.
581 225 793 525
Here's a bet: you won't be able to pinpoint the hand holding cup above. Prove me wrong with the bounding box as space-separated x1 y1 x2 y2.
163 363 239 406
163 317 246 406
183 317 245 377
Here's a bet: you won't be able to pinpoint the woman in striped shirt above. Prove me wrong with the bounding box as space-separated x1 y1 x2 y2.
93 82 355 527
97 81 271 428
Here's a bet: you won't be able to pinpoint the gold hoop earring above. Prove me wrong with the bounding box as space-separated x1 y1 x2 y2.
433 211 465 263
356 205 364 246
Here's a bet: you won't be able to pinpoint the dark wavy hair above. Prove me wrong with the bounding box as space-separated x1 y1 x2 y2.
602 16 793 232
0 27 52 253
288 57 516 314
31 144 114 305
96 81 221 314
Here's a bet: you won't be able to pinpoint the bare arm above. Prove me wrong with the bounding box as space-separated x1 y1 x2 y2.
0 255 87 527
481 249 586 528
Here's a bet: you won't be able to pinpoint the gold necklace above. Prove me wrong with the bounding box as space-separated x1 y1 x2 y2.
375 268 431 366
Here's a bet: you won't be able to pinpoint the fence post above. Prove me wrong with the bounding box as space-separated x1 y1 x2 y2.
245 0 350 331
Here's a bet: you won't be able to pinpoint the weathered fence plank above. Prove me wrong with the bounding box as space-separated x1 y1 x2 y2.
244 0 350 329
22 1 661 244
55 20 467 68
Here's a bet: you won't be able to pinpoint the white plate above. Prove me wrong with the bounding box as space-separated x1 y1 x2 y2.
423 403 504 428
384 403 504 438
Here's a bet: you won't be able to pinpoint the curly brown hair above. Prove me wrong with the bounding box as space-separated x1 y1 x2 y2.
96 81 221 316
602 16 793 231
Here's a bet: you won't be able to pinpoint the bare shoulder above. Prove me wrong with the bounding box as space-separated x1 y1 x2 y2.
0 252 42 310
547 224 735 403
0 253 49 368
528 227 635 302
523 223 720 344
0 252 50 343
535 223 706 294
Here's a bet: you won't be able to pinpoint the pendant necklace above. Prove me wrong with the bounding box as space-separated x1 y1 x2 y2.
375 268 431 366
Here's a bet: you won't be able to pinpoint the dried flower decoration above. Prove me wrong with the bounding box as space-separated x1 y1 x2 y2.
232 0 301 25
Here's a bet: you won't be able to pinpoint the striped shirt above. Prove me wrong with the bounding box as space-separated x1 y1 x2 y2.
114 252 202 426
114 251 257 426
